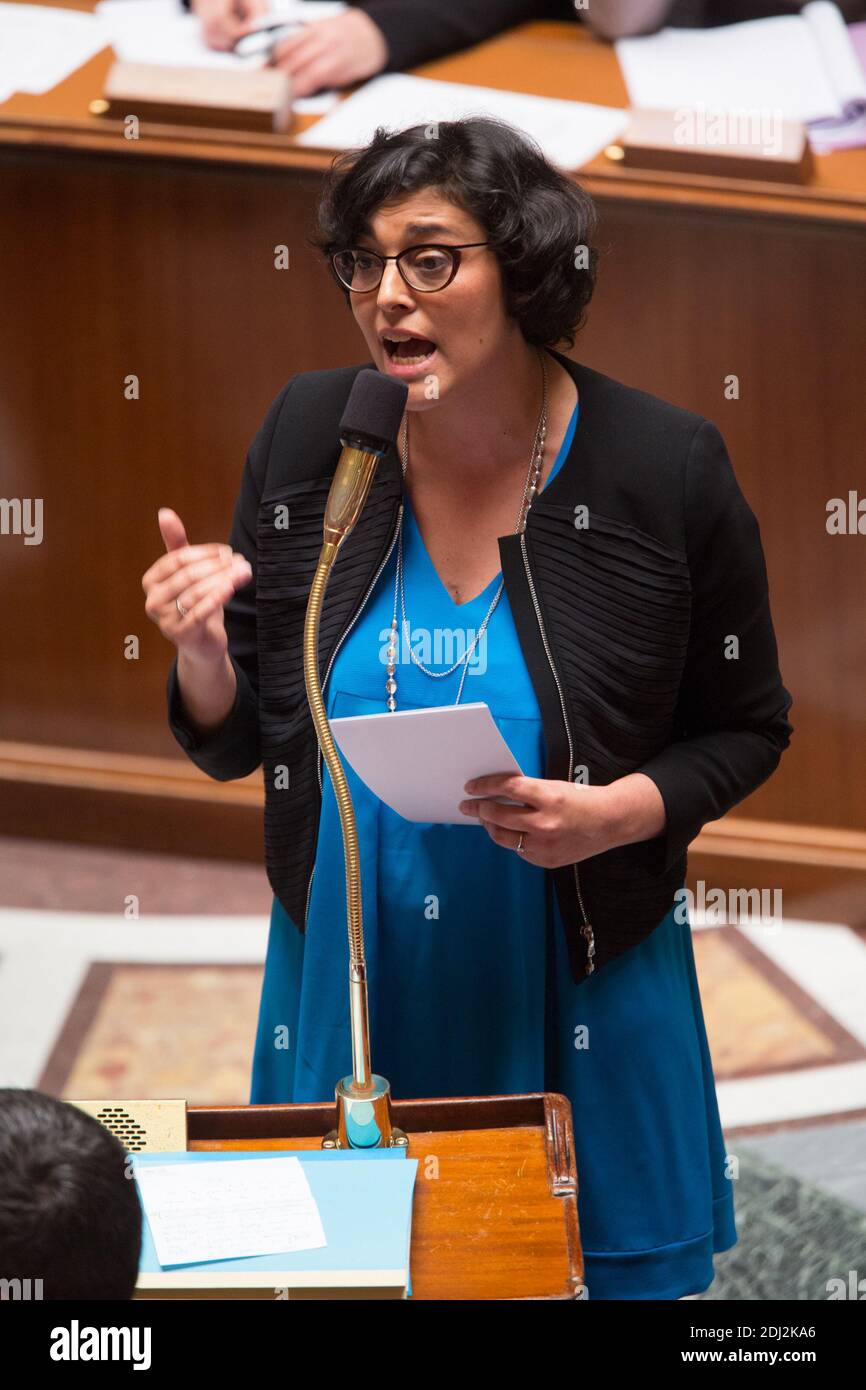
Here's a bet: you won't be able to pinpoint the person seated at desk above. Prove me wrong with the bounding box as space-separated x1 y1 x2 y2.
186 0 866 99
0 1089 142 1300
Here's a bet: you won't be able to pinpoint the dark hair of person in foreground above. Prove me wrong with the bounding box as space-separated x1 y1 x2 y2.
0 1088 142 1300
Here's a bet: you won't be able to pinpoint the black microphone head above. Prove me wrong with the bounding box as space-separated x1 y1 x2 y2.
339 369 408 453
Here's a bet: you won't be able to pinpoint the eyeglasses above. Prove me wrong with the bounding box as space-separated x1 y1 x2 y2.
330 242 490 294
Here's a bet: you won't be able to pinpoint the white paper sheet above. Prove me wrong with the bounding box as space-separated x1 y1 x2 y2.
134 1156 327 1267
615 0 866 125
296 71 629 171
95 0 257 71
0 4 110 102
95 0 343 66
330 701 527 825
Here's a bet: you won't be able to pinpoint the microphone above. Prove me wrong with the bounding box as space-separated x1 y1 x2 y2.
305 366 411 1146
323 369 408 548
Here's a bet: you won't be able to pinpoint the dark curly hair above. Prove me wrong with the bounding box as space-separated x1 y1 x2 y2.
308 116 598 350
0 1089 142 1300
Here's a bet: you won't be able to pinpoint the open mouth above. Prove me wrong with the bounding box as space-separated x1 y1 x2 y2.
381 335 437 366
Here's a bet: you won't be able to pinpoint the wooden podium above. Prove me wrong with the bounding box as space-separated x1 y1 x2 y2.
142 1092 583 1301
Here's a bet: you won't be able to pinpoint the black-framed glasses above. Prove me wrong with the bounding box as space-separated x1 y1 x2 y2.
330 242 490 294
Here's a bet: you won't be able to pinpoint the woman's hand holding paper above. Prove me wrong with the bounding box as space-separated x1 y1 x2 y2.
458 772 667 867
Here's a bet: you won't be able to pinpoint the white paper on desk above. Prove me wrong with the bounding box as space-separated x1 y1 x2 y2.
94 0 344 111
331 702 526 825
0 4 110 101
134 1156 327 1267
297 72 628 171
616 1 866 126
96 0 256 70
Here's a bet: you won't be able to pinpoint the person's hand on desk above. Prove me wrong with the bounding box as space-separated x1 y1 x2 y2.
192 0 268 52
269 11 388 99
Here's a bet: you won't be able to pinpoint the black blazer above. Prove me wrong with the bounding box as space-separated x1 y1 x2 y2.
167 350 793 982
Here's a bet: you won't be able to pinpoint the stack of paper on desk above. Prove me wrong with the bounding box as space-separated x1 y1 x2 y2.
616 0 866 142
135 1149 417 1296
95 0 258 72
0 3 109 103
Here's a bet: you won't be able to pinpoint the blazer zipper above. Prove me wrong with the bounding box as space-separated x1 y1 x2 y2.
519 529 596 975
303 501 404 929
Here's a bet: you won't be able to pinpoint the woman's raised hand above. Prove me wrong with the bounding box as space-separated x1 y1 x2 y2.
142 508 253 668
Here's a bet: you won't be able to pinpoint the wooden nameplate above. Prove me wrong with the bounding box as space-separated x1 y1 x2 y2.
96 61 293 134
608 107 813 184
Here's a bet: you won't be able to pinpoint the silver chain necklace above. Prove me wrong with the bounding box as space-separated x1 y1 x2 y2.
384 349 549 712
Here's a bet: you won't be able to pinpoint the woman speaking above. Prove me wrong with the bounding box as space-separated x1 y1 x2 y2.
142 117 793 1299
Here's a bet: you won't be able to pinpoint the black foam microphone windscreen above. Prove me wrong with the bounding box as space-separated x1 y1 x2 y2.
339 369 408 454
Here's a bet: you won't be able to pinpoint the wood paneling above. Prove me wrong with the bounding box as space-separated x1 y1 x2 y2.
581 198 866 832
0 151 366 760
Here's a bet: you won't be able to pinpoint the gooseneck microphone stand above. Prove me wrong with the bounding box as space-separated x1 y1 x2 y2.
303 369 409 1149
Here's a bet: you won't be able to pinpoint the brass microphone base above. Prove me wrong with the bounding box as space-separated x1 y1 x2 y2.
322 1075 409 1150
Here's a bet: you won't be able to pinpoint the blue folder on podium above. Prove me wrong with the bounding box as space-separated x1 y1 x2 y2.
134 1148 417 1299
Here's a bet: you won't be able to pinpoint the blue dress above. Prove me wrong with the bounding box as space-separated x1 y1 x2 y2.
250 401 738 1298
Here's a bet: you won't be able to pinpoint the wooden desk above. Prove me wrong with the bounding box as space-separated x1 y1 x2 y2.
3 8 866 221
2 9 865 922
136 1093 584 1301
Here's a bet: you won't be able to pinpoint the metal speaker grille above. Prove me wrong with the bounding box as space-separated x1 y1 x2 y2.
94 1105 148 1151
